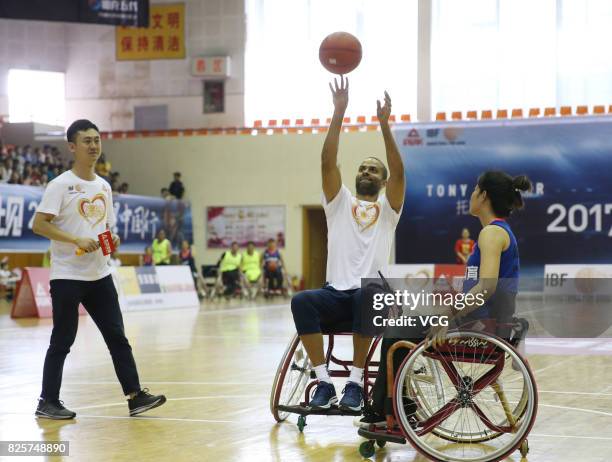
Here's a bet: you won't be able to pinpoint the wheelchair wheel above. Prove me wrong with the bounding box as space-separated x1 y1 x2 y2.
270 333 311 422
394 331 537 462
409 356 529 444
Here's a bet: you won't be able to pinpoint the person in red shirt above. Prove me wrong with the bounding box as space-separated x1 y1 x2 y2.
454 227 475 264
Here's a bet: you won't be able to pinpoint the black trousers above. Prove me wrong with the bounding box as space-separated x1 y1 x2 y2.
221 269 241 295
40 275 141 400
265 268 283 291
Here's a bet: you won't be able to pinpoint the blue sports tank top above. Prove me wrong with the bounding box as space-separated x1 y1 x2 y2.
462 219 520 321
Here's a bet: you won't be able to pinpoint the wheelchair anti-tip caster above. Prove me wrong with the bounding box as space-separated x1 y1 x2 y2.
297 415 307 432
359 440 375 458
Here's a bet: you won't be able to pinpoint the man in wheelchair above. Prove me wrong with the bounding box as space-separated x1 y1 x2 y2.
360 171 532 428
290 76 404 412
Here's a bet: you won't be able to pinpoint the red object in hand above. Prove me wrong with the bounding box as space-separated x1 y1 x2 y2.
98 230 115 256
75 231 115 256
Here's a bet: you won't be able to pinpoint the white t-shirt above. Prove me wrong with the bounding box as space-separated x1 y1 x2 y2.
323 184 402 290
37 170 115 281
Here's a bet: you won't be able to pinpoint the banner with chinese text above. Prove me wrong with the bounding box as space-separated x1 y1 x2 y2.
393 118 612 275
116 3 185 60
0 184 193 254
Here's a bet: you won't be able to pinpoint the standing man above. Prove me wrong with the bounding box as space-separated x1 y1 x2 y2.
33 119 166 419
169 172 184 199
290 77 405 411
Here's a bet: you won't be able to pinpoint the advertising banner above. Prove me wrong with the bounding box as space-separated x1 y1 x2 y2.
0 184 192 254
393 118 612 275
115 265 198 312
0 0 149 27
207 205 286 248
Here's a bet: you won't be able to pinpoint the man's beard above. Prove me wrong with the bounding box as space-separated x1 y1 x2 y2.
355 177 380 196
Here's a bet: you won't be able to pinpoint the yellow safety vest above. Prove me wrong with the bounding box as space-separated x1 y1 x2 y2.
152 239 171 264
220 251 242 272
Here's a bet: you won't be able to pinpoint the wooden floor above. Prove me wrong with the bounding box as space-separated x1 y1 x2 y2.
1 298 612 462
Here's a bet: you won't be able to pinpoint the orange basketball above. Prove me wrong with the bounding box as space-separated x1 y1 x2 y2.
267 260 278 272
319 32 362 75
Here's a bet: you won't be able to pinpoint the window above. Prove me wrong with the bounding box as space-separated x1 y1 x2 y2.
245 0 418 124
432 0 612 114
8 69 66 126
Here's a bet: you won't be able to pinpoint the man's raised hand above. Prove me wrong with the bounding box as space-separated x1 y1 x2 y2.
329 75 349 113
377 91 392 125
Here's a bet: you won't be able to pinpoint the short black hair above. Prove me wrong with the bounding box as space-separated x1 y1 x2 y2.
67 119 99 143
174 172 181 177
247 240 255 246
365 157 388 180
231 241 239 246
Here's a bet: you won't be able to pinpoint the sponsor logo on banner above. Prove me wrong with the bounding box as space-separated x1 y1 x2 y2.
136 266 161 293
387 264 434 292
119 266 199 312
117 267 141 295
424 126 466 146
402 129 422 147
544 264 612 295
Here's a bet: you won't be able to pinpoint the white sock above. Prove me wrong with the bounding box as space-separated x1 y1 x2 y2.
348 366 364 386
314 364 332 384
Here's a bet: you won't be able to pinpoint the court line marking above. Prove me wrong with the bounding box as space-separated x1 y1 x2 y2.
529 433 612 441
71 395 262 411
64 381 270 386
529 357 575 376
0 303 290 334
538 403 612 418
11 412 612 440
506 389 612 397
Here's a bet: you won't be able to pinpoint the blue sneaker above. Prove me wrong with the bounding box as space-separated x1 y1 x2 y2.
309 381 337 409
339 381 363 411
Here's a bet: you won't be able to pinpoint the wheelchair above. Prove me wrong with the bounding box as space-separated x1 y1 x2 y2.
358 317 537 462
270 321 382 432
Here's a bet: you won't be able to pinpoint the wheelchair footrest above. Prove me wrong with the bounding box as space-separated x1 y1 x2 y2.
358 427 406 445
277 404 362 416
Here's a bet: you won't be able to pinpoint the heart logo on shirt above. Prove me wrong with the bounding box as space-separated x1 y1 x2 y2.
352 202 380 231
78 193 107 227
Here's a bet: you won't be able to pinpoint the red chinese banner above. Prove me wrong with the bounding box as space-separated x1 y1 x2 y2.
116 3 185 61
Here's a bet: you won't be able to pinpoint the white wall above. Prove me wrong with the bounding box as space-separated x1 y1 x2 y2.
65 0 246 131
0 0 246 131
102 129 388 276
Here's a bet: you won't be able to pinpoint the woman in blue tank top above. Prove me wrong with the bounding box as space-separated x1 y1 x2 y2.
429 171 532 347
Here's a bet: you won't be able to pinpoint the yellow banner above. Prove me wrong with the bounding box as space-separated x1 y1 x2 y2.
116 3 185 61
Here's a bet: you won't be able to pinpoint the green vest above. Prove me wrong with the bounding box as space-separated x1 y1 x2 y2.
220 251 242 272
152 239 171 264
241 251 260 272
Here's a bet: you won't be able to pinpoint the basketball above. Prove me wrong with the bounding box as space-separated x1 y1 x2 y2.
267 260 278 271
319 32 362 75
